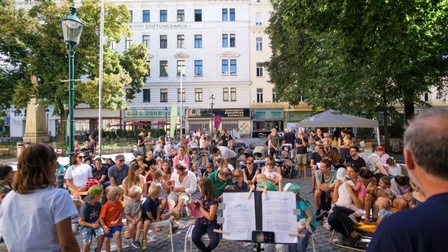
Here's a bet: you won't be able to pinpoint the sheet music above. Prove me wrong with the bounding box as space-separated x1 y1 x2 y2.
262 191 298 243
222 192 256 240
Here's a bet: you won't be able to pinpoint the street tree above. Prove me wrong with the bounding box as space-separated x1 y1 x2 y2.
0 0 149 142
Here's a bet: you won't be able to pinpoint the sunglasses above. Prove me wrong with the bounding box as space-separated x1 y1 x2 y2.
118 159 125 162
246 162 253 164
176 167 186 171
78 156 85 159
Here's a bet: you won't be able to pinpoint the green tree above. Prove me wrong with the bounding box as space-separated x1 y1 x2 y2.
0 0 149 143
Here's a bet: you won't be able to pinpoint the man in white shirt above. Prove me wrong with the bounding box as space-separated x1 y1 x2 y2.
212 146 237 168
168 163 198 215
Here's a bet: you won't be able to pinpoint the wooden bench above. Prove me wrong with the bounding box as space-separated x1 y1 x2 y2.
0 148 11 157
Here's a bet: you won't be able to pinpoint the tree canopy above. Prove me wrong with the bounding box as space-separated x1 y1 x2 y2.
266 0 448 120
0 0 149 141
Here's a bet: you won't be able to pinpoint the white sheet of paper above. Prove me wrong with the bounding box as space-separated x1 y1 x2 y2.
222 192 256 240
262 191 298 243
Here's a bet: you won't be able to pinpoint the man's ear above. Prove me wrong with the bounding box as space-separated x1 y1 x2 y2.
404 147 415 171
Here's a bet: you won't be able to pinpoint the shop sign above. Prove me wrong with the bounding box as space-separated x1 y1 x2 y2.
253 109 284 119
124 109 171 118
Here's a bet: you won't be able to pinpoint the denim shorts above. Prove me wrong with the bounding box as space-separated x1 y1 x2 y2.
80 226 104 243
104 225 123 238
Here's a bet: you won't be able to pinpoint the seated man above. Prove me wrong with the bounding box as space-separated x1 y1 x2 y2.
168 163 197 216
208 167 233 201
314 159 337 217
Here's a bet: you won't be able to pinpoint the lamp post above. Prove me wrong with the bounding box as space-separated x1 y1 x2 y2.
164 106 168 132
61 6 84 165
210 94 215 135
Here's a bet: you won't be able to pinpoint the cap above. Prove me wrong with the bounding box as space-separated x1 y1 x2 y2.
115 154 125 160
87 185 103 198
336 167 347 181
283 183 300 195
375 146 385 152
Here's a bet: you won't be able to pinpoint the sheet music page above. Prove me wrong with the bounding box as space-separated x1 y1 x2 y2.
262 191 298 243
222 192 256 240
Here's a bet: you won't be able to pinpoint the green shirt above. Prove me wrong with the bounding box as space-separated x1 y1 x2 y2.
208 170 233 197
257 181 277 191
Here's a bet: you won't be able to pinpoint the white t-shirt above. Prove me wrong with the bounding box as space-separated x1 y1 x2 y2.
0 187 78 251
64 164 93 187
335 180 359 212
218 146 237 159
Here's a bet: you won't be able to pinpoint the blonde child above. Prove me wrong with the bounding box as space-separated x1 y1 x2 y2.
376 176 394 200
124 186 143 249
191 162 202 179
152 169 170 214
79 186 105 252
232 168 248 191
284 183 317 252
256 174 277 191
375 197 394 225
99 186 124 252
140 185 177 249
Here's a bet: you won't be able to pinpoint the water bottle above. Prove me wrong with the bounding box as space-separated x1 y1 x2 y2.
184 198 191 216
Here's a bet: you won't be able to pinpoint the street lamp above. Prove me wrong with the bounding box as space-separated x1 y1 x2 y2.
164 106 168 132
61 6 84 165
210 94 215 135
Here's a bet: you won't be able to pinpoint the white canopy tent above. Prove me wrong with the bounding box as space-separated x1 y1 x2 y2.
297 110 381 145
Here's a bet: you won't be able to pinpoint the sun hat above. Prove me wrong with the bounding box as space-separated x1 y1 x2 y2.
87 185 103 198
283 183 300 194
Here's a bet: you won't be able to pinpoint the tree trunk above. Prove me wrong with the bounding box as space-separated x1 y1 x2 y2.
403 88 415 121
57 108 67 144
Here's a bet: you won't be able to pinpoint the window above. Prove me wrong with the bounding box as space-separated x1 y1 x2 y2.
160 10 167 22
231 87 236 101
143 89 151 102
256 63 264 77
160 35 167 49
221 59 237 75
255 12 262 26
177 88 185 102
177 34 185 48
111 41 116 50
272 88 278 102
194 60 203 76
222 8 235 21
177 9 185 22
194 35 202 48
195 9 202 22
195 88 203 102
177 60 185 77
160 60 168 77
147 60 151 77
129 10 133 23
142 35 150 48
223 34 235 47
223 88 229 101
125 37 132 49
424 92 430 102
257 88 263 103
160 89 168 102
256 37 263 51
143 10 150 22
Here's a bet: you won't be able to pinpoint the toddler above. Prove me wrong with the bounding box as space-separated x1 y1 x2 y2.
124 186 143 249
263 162 279 185
152 169 170 214
99 186 124 252
232 168 248 191
145 165 158 189
376 176 393 200
140 184 177 250
256 174 277 191
375 197 394 225
79 186 105 252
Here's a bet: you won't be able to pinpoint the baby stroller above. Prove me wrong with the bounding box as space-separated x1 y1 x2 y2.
197 149 209 170
253 145 266 167
277 144 298 179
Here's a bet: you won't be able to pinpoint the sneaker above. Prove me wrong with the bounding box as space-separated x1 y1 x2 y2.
349 233 362 246
341 235 351 246
316 211 327 221
131 241 141 249
348 213 359 225
315 209 321 217
141 239 147 250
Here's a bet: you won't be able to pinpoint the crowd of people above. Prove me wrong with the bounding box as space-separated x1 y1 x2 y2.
2 108 448 251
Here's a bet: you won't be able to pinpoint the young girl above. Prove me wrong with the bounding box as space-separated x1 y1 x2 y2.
284 183 317 252
191 162 202 179
191 178 220 252
386 157 401 176
152 169 170 214
124 186 143 249
358 167 378 223
202 162 214 179
391 175 412 210
376 176 394 200
99 186 124 252
263 162 279 186
140 185 176 250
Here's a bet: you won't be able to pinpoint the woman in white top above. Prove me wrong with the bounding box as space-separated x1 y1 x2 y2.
0 143 79 251
64 152 93 193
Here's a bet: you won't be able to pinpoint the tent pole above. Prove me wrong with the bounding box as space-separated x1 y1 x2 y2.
376 127 381 146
